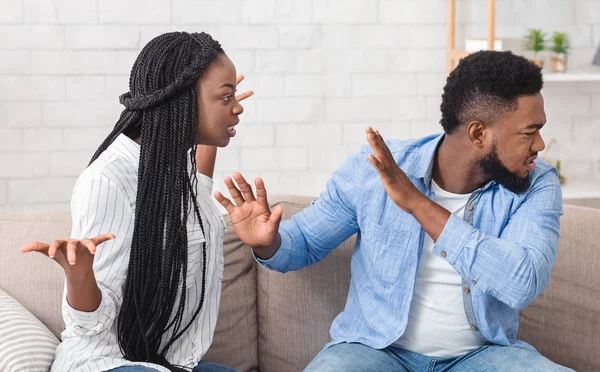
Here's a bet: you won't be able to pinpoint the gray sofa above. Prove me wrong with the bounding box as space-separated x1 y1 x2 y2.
1 196 599 371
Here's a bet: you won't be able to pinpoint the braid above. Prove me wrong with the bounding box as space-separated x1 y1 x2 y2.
89 109 142 166
89 32 223 372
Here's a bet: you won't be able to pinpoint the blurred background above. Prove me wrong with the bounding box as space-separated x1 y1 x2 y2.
1 0 599 211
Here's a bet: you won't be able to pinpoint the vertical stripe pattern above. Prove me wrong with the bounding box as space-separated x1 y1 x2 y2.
51 134 225 372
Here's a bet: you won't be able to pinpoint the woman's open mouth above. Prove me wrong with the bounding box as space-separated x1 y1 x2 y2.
228 122 239 137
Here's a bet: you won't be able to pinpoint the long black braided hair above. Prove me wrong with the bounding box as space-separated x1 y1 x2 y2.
89 32 224 371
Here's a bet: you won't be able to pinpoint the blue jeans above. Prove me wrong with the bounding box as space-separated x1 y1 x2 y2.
303 343 573 372
106 361 238 372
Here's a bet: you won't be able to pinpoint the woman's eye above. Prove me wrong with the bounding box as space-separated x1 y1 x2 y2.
223 95 231 102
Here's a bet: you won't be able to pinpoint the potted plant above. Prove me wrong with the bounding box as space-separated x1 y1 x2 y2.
555 160 566 185
549 31 570 73
523 28 546 68
542 138 566 185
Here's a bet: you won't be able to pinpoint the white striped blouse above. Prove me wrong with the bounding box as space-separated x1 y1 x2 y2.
51 134 226 372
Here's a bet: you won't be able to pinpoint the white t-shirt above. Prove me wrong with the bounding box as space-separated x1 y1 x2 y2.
394 180 488 357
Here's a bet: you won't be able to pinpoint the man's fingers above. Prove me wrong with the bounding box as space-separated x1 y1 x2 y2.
374 129 394 159
90 233 115 246
368 154 390 182
66 240 77 265
20 242 50 254
366 127 385 161
214 191 236 214
254 177 268 206
366 127 395 167
268 205 283 227
236 90 254 102
224 176 245 206
236 74 245 85
233 172 256 202
368 153 382 170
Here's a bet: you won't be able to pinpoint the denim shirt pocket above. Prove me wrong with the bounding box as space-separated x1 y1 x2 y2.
361 220 411 285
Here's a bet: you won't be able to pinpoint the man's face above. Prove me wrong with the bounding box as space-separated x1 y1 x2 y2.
479 93 547 194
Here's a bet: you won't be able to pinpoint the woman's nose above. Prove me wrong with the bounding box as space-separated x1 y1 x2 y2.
232 101 244 115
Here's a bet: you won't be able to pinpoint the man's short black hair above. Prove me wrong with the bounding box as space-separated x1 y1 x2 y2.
440 50 543 135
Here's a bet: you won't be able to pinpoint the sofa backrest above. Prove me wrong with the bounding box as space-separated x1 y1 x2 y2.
255 196 354 372
2 199 599 372
203 214 259 371
0 210 260 372
256 197 600 372
0 210 70 338
518 204 600 372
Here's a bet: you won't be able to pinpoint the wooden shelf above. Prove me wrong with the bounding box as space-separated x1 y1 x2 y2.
448 0 496 73
544 73 600 82
447 1 599 81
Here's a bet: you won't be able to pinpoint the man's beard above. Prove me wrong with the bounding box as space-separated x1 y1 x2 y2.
478 143 531 194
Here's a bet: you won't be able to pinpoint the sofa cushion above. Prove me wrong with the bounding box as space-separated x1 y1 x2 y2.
0 211 70 338
518 205 600 372
203 214 259 372
256 197 600 372
0 288 60 372
256 196 355 372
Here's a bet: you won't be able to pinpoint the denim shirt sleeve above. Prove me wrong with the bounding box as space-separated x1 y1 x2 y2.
255 152 364 273
433 168 563 310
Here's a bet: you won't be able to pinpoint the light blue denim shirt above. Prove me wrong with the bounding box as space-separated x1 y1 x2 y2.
257 134 563 352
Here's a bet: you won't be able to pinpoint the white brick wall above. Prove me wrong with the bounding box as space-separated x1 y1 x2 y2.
243 0 311 24
1 0 600 210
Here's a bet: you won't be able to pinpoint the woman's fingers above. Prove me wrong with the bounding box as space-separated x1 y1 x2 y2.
66 240 78 265
90 234 115 247
48 240 65 258
20 241 50 254
21 236 107 269
80 239 97 255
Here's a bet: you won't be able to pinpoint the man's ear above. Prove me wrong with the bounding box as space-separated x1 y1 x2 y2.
466 120 488 149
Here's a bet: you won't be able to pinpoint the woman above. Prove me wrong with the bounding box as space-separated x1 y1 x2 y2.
21 31 251 372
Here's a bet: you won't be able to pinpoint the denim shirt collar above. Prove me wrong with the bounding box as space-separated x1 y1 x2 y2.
403 133 496 193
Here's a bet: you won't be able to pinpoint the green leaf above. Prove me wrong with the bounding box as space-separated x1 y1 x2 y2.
549 31 570 54
523 28 547 54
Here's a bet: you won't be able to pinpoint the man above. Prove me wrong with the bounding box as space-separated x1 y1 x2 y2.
215 50 570 371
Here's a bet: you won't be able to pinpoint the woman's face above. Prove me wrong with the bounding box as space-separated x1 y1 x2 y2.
196 54 244 147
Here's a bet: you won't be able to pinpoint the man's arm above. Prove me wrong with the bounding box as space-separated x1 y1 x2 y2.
215 152 365 273
430 174 562 309
365 126 562 309
256 154 363 272
408 197 450 241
